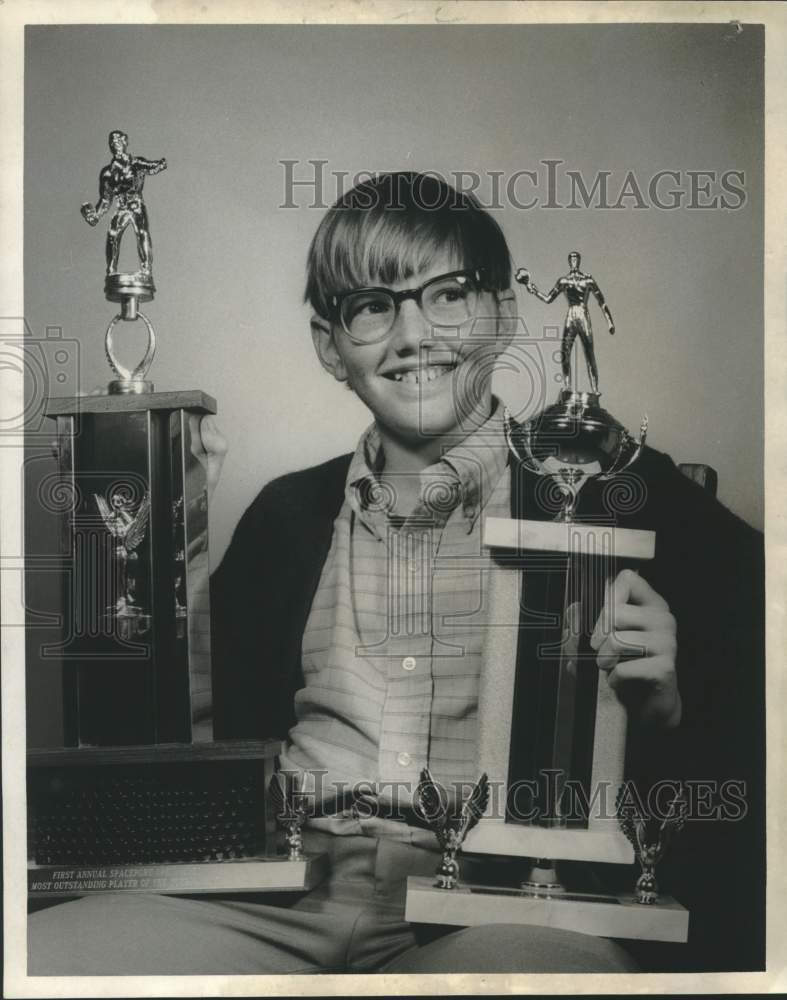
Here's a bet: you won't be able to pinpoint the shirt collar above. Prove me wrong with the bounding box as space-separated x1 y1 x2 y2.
346 397 509 535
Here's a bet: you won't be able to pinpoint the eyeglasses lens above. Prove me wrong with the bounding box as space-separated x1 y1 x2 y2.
340 273 480 342
423 275 478 325
341 291 395 341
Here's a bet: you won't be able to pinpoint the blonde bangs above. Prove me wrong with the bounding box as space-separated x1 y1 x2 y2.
305 173 511 319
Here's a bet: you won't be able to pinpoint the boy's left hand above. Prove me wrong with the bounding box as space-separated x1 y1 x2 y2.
188 414 228 505
590 568 681 728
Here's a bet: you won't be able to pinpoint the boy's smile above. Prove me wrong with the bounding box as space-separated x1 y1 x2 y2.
381 356 462 390
380 357 458 388
312 255 514 458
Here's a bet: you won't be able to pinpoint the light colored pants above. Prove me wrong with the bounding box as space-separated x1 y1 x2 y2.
28 828 639 975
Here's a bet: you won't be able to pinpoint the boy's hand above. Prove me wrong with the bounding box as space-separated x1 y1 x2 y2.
188 414 228 505
590 569 681 728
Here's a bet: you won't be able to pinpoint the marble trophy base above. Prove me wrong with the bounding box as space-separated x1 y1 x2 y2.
405 876 689 943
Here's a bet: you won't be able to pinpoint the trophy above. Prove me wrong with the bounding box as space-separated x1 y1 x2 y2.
405 254 689 943
413 768 490 890
27 132 326 899
269 771 313 862
44 129 212 746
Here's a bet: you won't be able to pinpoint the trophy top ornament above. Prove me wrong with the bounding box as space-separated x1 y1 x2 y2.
508 253 647 520
514 250 615 396
81 130 167 395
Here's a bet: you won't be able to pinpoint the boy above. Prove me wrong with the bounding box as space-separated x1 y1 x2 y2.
29 173 763 975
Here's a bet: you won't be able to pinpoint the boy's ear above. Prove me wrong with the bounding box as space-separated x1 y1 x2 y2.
495 290 518 346
310 314 348 383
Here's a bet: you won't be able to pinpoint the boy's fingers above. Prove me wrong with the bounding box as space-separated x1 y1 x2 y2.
590 575 617 650
610 568 669 610
591 570 670 648
596 629 676 672
605 655 676 692
188 414 228 461
188 415 228 504
595 630 649 672
201 416 228 457
595 604 674 634
188 414 206 459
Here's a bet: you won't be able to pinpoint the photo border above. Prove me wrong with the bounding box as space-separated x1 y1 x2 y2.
2 1 784 996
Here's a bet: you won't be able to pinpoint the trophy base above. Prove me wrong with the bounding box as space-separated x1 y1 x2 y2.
29 853 328 900
405 876 689 943
26 741 332 900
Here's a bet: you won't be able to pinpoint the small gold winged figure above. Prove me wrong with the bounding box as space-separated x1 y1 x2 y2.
268 770 311 861
413 767 490 890
617 783 688 904
94 490 151 615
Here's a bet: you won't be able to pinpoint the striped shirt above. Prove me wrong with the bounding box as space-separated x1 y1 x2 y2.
280 400 511 831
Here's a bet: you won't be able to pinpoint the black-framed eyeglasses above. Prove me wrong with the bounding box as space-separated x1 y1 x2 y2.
328 268 488 345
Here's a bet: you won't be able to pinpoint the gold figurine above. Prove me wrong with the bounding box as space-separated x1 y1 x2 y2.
81 130 167 310
516 251 615 394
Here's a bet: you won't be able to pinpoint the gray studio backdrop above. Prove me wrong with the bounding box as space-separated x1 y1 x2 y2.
24 23 763 744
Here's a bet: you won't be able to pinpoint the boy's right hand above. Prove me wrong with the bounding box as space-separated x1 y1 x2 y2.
189 414 228 504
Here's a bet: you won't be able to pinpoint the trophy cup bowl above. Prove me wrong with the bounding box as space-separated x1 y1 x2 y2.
505 389 648 520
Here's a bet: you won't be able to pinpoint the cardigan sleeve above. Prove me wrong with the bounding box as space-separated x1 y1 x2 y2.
209 454 353 741
210 487 289 740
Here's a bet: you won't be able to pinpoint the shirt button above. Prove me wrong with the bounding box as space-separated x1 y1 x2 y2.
402 656 417 672
397 752 412 767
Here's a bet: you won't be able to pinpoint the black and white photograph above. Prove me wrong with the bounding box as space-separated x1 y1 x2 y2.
1 1 784 995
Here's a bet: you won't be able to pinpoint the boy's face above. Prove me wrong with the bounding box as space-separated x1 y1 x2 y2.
311 252 515 448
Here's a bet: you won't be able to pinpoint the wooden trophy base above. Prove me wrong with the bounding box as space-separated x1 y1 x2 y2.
29 854 328 899
27 741 328 901
405 876 689 943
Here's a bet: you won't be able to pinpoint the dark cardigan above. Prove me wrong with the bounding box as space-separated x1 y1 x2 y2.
210 444 764 971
